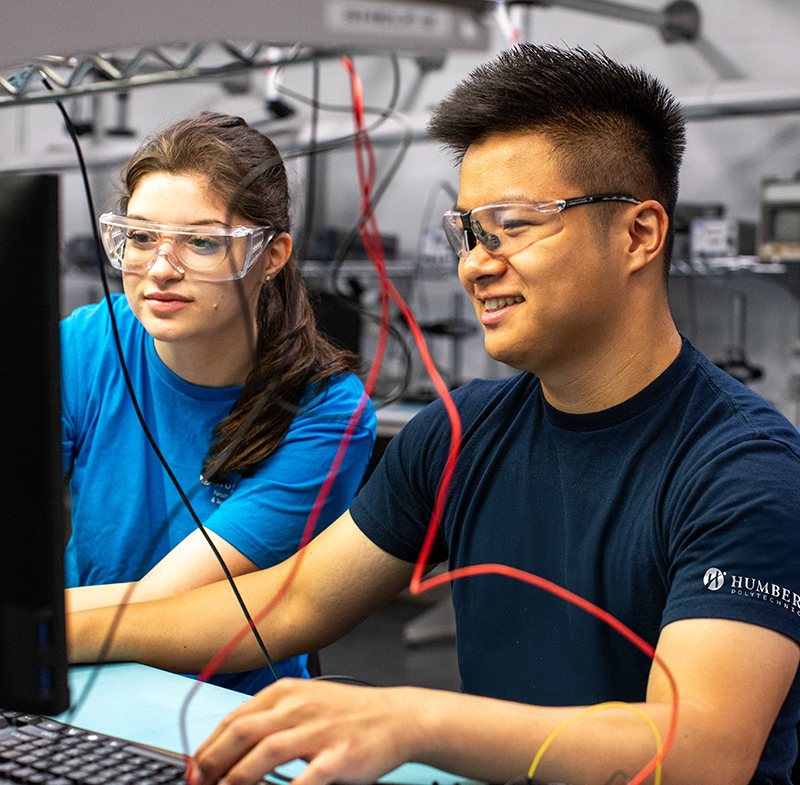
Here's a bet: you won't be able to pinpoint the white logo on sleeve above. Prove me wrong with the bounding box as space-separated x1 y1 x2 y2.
703 568 726 591
703 566 800 617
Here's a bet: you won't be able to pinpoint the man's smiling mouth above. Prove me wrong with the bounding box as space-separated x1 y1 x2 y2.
483 296 524 313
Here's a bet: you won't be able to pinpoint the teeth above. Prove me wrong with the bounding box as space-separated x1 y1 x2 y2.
484 296 523 313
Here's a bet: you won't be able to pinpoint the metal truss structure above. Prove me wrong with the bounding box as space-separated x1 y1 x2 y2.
0 43 316 109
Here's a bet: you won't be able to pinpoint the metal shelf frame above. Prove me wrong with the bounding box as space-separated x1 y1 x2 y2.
671 257 800 300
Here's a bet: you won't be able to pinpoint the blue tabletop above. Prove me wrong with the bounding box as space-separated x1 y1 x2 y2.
57 664 481 785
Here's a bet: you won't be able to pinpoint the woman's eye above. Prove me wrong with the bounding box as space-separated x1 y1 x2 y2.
125 230 157 246
187 236 222 254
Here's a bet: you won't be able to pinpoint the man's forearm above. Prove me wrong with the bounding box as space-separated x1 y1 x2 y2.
193 681 749 785
414 690 678 785
395 689 753 785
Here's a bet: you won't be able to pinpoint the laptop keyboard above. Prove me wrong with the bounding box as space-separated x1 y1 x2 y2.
0 710 186 785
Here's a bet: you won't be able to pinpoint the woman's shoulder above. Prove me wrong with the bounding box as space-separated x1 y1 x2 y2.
61 294 137 344
61 294 145 382
297 373 374 426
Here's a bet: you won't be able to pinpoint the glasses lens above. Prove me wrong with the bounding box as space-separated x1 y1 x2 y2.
469 204 562 257
470 219 500 252
173 232 232 270
120 227 161 271
443 212 465 257
443 204 563 259
100 222 127 269
443 212 480 259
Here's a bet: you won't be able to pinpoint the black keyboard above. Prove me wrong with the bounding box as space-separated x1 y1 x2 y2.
0 710 186 785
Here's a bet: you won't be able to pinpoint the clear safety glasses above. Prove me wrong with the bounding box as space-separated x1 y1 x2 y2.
442 194 642 260
98 213 276 281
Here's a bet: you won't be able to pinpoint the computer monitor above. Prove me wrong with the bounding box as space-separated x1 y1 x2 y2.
0 173 70 714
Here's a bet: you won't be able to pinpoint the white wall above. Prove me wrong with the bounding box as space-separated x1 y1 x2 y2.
2 0 799 418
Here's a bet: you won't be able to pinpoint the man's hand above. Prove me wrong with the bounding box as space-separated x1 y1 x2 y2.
192 679 425 785
190 618 800 785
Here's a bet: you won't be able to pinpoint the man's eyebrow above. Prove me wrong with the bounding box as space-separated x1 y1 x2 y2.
453 196 548 213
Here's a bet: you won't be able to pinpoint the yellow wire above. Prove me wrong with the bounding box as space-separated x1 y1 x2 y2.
527 701 663 785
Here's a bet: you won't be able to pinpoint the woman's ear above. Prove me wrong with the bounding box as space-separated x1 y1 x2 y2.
623 199 669 275
262 232 292 282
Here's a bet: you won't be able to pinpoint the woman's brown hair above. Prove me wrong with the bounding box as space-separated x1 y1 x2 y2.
122 112 356 480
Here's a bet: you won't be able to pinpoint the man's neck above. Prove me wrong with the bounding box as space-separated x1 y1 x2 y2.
538 316 683 415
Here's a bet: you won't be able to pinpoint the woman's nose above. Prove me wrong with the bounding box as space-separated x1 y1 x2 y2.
147 248 185 280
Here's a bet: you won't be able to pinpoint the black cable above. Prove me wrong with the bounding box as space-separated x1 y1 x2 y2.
602 770 631 785
54 52 417 716
684 274 699 344
501 774 539 785
266 52 408 284
187 85 406 481
325 94 416 405
311 675 377 687
48 85 279 701
327 109 413 297
272 51 402 137
264 769 293 783
250 57 411 411
297 59 320 266
412 179 460 326
57 53 413 699
204 51 415 486
277 53 416 405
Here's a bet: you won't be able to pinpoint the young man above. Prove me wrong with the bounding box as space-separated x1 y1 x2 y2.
69 46 800 785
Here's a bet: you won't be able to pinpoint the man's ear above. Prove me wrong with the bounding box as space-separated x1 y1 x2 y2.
262 232 292 282
623 200 669 274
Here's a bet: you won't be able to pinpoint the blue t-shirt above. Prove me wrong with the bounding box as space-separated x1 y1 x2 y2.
62 295 376 694
351 338 800 784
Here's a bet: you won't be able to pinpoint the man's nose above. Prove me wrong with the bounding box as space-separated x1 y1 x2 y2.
459 243 507 283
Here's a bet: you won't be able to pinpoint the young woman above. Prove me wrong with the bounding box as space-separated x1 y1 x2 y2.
61 112 376 694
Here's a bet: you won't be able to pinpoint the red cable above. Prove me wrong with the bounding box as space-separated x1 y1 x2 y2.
340 55 678 785
184 56 678 785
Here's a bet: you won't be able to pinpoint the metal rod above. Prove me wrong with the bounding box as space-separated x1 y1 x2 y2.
531 0 663 28
730 292 746 364
510 0 700 42
681 88 800 120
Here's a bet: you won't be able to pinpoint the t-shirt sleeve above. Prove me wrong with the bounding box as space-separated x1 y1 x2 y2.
60 302 107 474
350 398 452 565
60 314 78 474
199 376 376 569
661 437 800 644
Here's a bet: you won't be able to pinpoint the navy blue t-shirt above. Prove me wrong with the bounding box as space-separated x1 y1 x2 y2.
350 339 800 784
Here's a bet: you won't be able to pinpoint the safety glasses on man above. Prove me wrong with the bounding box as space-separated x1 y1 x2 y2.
98 213 276 281
442 194 642 260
